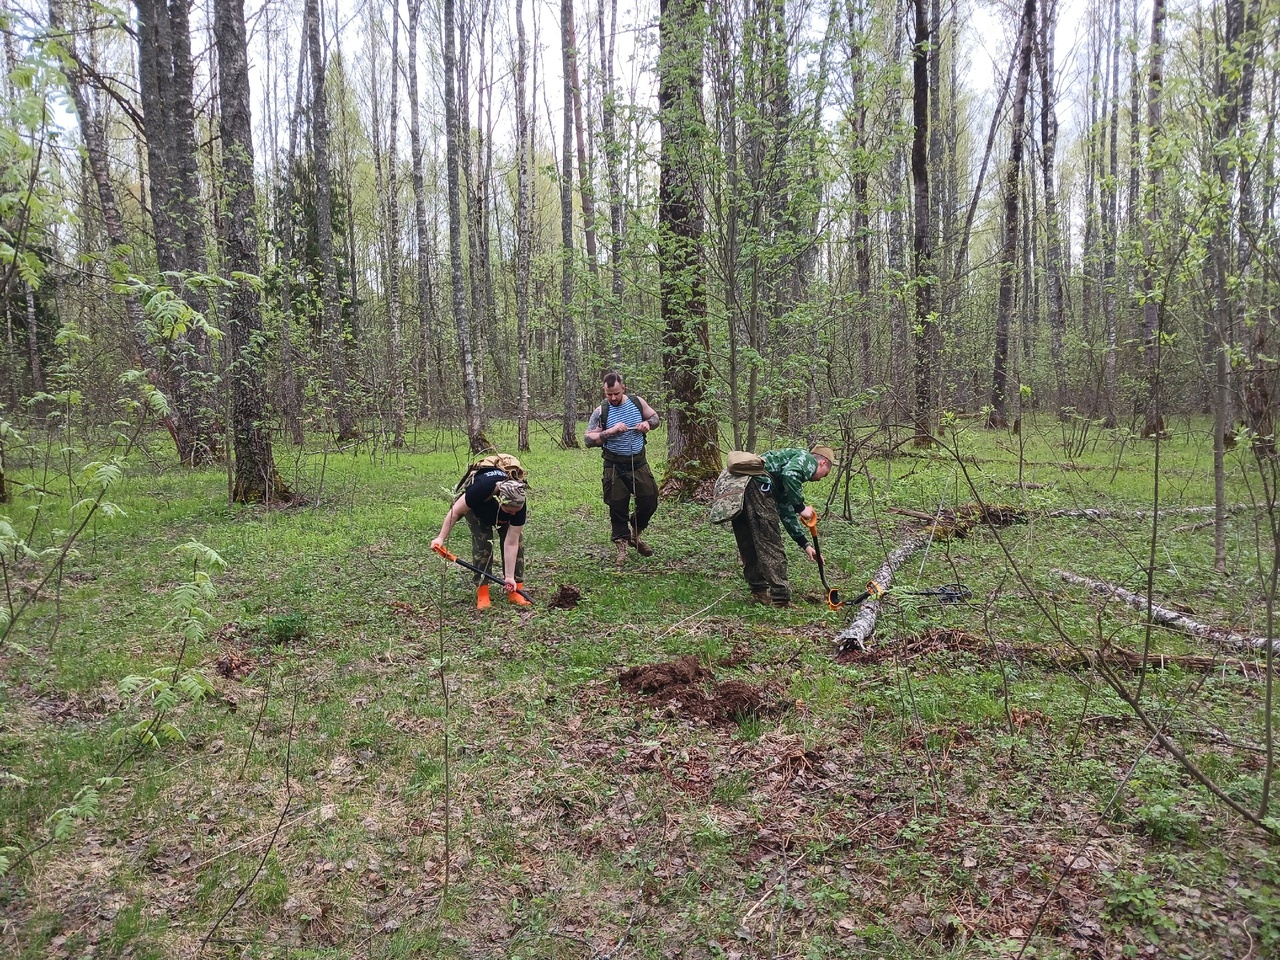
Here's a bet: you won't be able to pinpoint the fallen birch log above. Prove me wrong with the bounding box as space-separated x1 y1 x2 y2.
1045 505 1250 521
885 503 1252 529
835 530 935 653
1077 646 1263 678
1053 568 1277 653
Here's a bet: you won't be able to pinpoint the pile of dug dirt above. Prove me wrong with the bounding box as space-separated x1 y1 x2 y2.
617 654 784 724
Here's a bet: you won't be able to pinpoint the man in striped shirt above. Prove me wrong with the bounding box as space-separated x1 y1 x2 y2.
584 372 661 567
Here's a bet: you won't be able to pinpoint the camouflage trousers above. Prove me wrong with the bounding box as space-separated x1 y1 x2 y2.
465 513 524 585
729 480 789 603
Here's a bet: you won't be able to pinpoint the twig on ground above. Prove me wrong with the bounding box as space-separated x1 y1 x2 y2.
200 681 300 953
655 592 731 641
183 807 317 874
741 849 807 925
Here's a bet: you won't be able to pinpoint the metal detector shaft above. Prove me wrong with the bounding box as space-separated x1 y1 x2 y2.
431 544 534 603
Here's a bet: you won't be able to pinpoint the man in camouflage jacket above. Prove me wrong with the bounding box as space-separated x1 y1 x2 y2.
730 445 837 607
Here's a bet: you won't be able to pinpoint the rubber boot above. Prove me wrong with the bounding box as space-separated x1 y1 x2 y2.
476 584 491 610
508 583 533 606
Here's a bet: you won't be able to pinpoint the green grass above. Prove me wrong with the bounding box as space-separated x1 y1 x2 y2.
0 416 1276 957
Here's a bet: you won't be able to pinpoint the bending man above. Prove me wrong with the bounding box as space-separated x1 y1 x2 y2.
731 445 837 607
431 460 533 609
584 372 661 567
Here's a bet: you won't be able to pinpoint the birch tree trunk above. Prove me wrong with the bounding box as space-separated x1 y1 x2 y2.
988 0 1035 429
273 33 308 445
212 0 289 503
1208 0 1254 571
459 3 501 409
1081 25 1102 406
407 0 437 417
598 0 625 367
559 0 581 449
848 0 874 394
1100 0 1120 427
910 0 936 445
564 0 603 356
305 0 358 441
386 3 405 446
1139 0 1167 439
1034 0 1067 412
21 283 43 395
443 0 488 451
515 0 532 452
659 0 720 491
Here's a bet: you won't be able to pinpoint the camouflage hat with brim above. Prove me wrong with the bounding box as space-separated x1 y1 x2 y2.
810 445 839 468
495 479 527 506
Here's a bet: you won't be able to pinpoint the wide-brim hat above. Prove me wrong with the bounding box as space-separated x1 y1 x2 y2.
810 445 840 468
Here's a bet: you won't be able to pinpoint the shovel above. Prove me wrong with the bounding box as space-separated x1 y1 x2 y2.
431 543 534 604
802 513 843 611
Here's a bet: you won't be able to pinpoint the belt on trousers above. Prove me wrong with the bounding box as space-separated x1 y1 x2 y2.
602 449 646 466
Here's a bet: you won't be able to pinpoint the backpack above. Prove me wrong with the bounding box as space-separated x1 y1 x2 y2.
726 450 767 477
456 453 527 493
709 471 753 524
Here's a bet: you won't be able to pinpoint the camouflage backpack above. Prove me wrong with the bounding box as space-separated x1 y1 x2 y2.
709 471 753 525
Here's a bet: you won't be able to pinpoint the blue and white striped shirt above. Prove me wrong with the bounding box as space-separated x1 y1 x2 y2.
587 397 646 456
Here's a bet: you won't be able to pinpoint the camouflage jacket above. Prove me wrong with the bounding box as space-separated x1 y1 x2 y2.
760 448 817 548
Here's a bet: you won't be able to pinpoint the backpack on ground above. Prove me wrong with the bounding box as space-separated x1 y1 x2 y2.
456 453 527 492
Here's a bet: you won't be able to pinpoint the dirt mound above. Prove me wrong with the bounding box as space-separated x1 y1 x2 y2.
215 647 259 680
616 656 783 724
618 654 710 693
708 680 770 721
548 584 582 610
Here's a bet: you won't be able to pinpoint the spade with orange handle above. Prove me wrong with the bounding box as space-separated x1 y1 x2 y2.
431 542 534 604
801 512 843 610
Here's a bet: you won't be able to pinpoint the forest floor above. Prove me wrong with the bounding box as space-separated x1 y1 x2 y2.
1 415 1277 959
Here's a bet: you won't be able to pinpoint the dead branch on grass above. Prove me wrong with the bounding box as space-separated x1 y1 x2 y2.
201 681 300 953
1076 645 1260 677
887 503 1252 527
1054 568 1277 652
1046 505 1250 521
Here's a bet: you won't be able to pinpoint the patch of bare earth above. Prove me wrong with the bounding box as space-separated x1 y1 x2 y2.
617 654 786 724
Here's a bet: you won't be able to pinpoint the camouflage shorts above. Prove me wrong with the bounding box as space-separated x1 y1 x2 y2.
465 513 525 584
